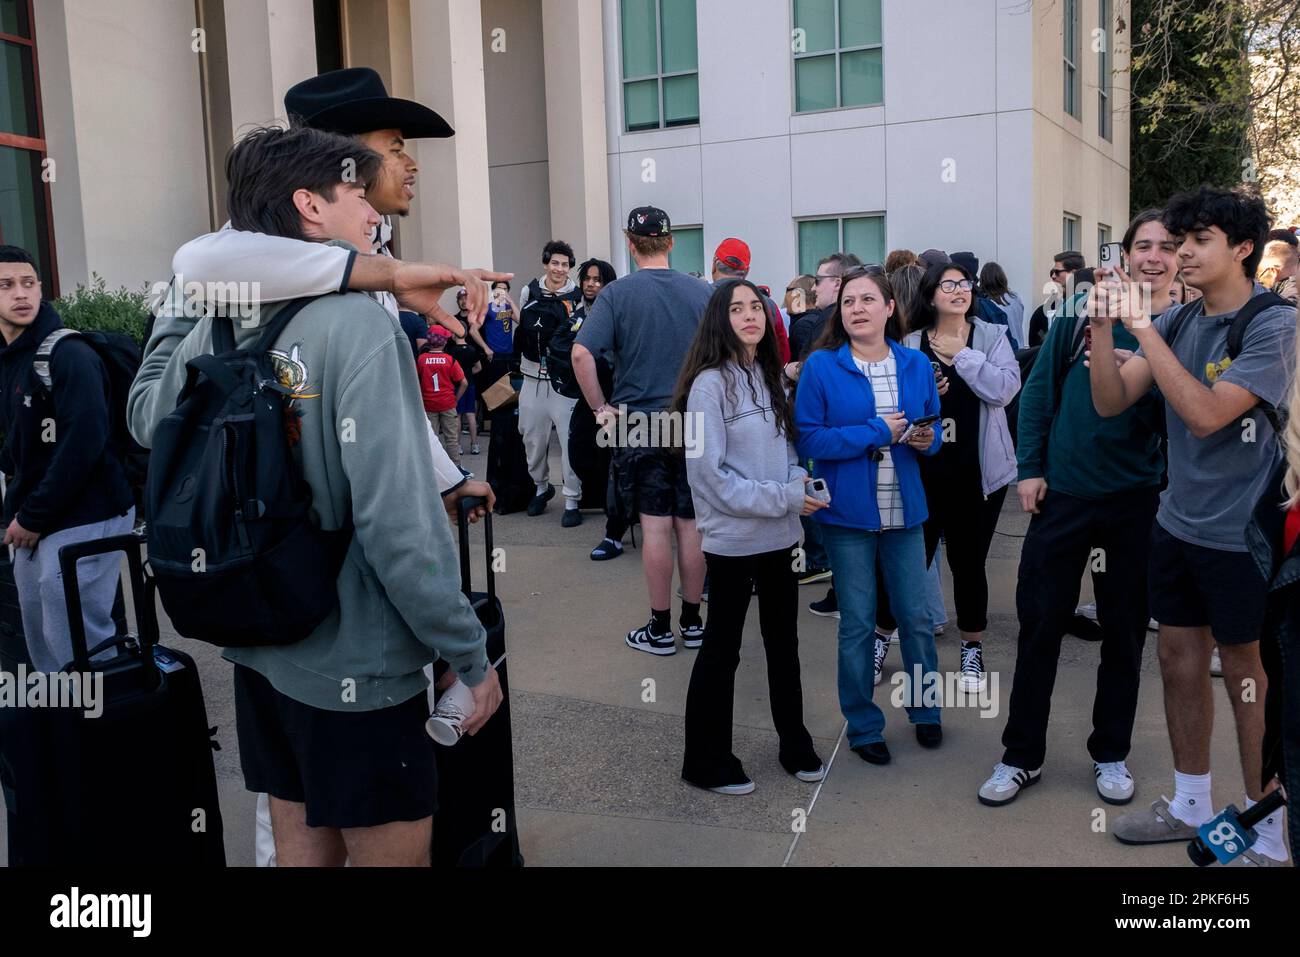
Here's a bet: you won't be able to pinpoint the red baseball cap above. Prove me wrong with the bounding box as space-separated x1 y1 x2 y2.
714 238 751 272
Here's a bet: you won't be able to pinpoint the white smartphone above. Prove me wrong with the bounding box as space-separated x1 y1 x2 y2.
809 478 831 504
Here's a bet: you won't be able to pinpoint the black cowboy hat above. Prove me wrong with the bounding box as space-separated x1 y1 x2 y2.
284 67 454 139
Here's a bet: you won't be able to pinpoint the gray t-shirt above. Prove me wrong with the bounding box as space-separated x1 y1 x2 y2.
575 268 713 412
1138 285 1296 551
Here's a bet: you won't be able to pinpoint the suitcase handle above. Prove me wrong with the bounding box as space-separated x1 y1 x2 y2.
456 497 497 614
58 530 159 673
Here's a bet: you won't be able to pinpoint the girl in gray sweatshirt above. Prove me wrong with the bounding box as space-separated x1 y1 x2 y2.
676 279 827 795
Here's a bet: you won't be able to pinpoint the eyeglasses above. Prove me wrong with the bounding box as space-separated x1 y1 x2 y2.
814 273 839 284
937 279 973 293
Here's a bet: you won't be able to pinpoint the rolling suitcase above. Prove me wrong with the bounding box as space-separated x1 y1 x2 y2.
486 398 535 515
0 531 225 866
431 497 524 867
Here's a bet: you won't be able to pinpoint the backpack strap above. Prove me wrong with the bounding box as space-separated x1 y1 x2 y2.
253 297 322 352
32 328 82 389
1161 298 1204 352
1227 292 1291 360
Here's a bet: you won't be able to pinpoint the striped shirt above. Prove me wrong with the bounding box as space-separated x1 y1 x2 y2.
853 353 905 529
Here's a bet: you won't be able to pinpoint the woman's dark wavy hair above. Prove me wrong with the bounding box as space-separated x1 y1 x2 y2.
908 261 979 333
810 266 902 353
1162 185 1272 279
671 280 795 448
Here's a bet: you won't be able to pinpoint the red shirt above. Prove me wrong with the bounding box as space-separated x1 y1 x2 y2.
1285 501 1300 556
417 352 465 412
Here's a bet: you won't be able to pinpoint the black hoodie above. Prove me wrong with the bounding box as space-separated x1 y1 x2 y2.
0 301 132 535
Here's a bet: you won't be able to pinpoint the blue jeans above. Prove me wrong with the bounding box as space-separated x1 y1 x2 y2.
821 523 941 746
801 514 828 570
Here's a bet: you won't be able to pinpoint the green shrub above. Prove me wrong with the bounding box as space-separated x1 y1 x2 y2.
52 274 152 345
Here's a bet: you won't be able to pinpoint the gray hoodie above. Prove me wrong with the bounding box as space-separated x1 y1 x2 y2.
904 319 1019 496
128 242 490 711
685 363 807 556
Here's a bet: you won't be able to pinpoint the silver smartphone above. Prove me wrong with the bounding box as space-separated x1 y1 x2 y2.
809 477 831 504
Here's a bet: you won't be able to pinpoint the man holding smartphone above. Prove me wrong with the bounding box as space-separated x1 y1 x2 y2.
1088 187 1293 864
978 210 1176 809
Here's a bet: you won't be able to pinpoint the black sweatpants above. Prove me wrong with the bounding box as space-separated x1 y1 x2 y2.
878 483 1007 634
1000 487 1159 770
681 545 817 787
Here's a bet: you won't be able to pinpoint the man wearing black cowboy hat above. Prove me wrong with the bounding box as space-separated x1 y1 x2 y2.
147 67 509 864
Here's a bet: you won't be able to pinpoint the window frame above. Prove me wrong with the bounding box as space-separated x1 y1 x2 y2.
1062 0 1081 119
1097 0 1112 140
0 0 58 296
792 0 884 114
619 0 700 133
797 213 887 275
1063 213 1081 252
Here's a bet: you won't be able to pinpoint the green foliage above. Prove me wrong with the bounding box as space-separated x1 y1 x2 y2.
1129 0 1252 214
51 274 153 345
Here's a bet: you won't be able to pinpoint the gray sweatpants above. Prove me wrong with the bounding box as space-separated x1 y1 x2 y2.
517 357 581 504
15 509 135 673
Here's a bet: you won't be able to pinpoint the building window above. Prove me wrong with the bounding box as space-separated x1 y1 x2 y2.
628 226 704 275
1097 0 1112 140
798 215 886 275
620 0 699 132
1098 224 1111 250
0 0 56 294
1063 213 1081 252
793 0 883 113
1063 0 1080 119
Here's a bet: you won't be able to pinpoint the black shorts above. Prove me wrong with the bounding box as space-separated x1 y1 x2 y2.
1148 521 1268 646
233 665 437 829
613 446 694 519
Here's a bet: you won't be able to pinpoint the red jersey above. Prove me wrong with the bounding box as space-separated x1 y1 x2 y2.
417 351 465 412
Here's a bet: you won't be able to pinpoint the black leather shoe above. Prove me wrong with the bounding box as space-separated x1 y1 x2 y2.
852 742 891 765
526 485 555 516
915 723 943 749
561 508 583 527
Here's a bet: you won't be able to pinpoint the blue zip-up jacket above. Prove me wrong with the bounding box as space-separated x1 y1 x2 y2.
795 341 941 531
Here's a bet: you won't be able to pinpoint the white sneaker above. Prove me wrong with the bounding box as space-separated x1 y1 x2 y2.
426 678 475 746
709 779 756 795
873 634 889 686
1210 647 1223 677
795 764 826 783
978 762 1042 806
1094 760 1135 805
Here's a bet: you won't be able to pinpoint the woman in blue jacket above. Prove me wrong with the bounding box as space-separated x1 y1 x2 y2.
796 267 943 765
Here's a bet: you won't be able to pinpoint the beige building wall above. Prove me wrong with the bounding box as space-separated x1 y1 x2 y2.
224 0 317 133
1030 0 1130 299
35 0 211 292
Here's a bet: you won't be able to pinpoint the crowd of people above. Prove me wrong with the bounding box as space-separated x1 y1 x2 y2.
1 64 1298 868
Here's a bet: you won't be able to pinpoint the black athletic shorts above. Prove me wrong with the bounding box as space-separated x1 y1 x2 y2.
233 665 437 829
613 445 694 519
1148 521 1268 646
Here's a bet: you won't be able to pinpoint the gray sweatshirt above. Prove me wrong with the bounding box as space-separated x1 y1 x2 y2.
127 243 490 711
685 363 807 556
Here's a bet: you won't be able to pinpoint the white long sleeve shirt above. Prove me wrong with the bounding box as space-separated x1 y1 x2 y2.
159 223 465 493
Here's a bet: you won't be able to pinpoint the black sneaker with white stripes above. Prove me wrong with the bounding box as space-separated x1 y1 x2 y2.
625 618 676 656
680 621 704 649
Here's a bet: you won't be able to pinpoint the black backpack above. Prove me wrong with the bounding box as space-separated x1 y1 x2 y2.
34 328 150 517
546 305 586 399
144 297 350 648
517 280 578 366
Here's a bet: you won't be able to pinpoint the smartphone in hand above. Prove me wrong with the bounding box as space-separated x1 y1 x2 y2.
899 413 940 444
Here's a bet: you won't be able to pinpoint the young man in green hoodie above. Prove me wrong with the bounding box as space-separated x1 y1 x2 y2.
978 210 1178 809
128 125 501 866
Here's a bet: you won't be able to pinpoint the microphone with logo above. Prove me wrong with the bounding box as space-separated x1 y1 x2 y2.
1186 790 1287 866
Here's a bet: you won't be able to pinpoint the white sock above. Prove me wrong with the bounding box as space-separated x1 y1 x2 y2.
1168 771 1213 825
1245 796 1289 862
536 482 549 494
565 501 578 511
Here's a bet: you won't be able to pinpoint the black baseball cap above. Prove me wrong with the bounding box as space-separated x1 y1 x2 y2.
627 206 671 237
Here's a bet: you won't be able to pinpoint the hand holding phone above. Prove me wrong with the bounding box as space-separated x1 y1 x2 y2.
899 413 940 444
